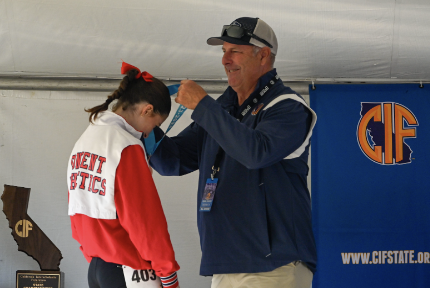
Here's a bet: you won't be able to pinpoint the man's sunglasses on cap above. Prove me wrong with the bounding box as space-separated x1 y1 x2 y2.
221 25 273 49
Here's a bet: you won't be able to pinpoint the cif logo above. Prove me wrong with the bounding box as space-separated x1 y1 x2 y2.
357 102 418 165
15 219 33 237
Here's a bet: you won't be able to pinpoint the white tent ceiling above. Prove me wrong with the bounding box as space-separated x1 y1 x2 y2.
1 0 430 82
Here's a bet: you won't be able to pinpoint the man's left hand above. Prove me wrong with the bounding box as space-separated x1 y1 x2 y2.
175 80 207 110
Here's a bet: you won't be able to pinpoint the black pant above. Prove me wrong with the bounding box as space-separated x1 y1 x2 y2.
88 257 126 288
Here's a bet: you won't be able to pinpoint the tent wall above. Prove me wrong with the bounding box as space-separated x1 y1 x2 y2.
0 89 214 288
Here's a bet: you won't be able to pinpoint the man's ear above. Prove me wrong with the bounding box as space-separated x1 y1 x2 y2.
260 47 271 66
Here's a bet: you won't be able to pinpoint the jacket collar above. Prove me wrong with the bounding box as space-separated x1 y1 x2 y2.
93 111 143 139
224 68 279 109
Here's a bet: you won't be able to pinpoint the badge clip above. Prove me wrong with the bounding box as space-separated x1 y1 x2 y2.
211 166 219 180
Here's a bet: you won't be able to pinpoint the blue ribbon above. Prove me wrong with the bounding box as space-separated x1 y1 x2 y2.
144 84 187 157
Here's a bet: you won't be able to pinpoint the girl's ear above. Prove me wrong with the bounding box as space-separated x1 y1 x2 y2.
141 104 154 117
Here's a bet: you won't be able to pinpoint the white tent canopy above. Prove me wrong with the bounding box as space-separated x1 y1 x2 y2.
1 0 429 81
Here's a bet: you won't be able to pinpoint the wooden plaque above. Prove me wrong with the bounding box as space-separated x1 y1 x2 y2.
2 185 64 287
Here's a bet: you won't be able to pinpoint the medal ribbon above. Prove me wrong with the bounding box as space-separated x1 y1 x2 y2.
144 84 187 157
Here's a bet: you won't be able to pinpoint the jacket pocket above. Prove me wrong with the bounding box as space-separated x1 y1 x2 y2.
259 179 272 257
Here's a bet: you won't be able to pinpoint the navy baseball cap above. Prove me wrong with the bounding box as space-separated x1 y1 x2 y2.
207 17 278 55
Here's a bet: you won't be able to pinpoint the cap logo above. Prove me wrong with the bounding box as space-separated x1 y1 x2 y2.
230 20 242 27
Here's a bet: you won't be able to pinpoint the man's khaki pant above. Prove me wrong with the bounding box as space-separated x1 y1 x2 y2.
211 261 313 288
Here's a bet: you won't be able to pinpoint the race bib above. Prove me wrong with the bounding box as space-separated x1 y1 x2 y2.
122 266 162 288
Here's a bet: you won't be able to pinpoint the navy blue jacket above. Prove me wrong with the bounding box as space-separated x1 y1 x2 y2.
149 69 317 276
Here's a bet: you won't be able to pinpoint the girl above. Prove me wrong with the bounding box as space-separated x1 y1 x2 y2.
67 62 180 288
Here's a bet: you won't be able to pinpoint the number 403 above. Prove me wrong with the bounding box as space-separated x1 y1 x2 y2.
132 269 157 283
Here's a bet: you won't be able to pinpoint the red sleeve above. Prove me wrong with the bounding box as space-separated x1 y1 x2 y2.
69 192 92 263
114 144 180 283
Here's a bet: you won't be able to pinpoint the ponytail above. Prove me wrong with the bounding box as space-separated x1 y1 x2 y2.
85 68 168 123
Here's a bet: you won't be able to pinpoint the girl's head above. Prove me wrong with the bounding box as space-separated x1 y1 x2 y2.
86 63 171 137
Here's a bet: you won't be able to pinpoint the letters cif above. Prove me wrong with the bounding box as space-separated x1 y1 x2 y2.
15 219 32 237
357 102 418 165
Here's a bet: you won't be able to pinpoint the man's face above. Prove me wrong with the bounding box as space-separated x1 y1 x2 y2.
221 42 263 94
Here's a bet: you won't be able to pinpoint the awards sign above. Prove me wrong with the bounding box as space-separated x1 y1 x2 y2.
1 185 64 288
310 84 430 288
16 271 64 288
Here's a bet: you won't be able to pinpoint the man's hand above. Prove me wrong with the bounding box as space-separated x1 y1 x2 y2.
175 80 207 110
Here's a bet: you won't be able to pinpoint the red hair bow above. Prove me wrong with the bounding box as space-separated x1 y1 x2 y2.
121 61 153 82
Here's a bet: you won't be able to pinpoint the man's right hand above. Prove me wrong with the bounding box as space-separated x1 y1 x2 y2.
175 80 207 110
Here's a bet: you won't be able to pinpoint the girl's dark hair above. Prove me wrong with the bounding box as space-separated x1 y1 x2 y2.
85 69 171 123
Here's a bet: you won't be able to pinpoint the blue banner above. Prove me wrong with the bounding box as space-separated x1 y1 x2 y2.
310 84 430 288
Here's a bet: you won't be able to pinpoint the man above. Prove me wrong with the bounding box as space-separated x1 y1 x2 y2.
149 17 317 288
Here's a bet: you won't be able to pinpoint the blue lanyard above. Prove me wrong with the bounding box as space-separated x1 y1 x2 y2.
211 74 280 179
144 84 187 157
